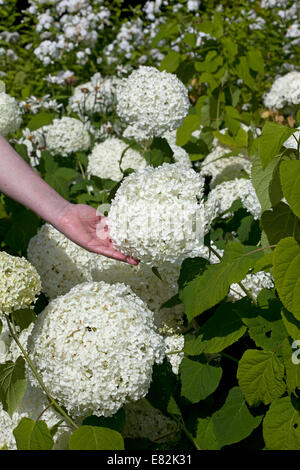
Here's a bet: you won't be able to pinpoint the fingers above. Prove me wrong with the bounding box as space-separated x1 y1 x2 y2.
91 245 139 265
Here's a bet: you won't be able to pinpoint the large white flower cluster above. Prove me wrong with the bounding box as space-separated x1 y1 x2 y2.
27 281 165 418
27 223 95 299
87 137 147 182
206 178 261 221
0 252 41 315
107 163 211 265
263 71 300 110
116 66 190 141
43 117 91 156
69 73 121 117
0 91 22 136
122 399 180 444
283 127 300 149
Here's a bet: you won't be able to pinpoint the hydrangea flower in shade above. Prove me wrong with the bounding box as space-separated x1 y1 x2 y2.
206 178 261 221
107 163 211 265
27 223 95 299
228 271 274 302
0 92 22 136
27 281 165 418
263 71 300 110
116 66 190 141
87 137 147 182
122 399 181 444
44 116 91 156
0 252 41 314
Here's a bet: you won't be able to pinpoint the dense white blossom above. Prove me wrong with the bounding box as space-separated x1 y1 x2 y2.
43 117 91 156
123 399 180 443
0 92 22 136
0 252 41 315
87 138 147 182
283 127 300 149
27 281 165 418
164 334 185 375
27 223 95 299
0 320 11 363
107 163 212 265
116 66 190 141
69 73 121 117
229 271 274 301
206 178 261 220
263 71 300 110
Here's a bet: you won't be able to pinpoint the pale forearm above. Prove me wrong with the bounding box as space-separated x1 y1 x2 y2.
0 134 70 226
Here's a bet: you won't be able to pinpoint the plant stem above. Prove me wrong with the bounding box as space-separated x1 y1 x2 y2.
5 315 78 430
221 352 239 363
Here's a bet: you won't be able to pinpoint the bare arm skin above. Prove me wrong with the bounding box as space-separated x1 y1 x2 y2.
0 134 138 265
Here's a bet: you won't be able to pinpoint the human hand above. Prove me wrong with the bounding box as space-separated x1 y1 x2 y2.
54 202 139 265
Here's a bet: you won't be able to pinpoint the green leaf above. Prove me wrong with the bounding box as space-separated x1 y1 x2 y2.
237 350 286 406
181 241 264 321
184 302 247 355
82 409 125 433
177 257 208 291
212 387 262 447
236 57 256 89
180 357 222 403
261 202 300 245
280 160 300 219
176 115 202 147
144 137 174 167
281 308 300 340
195 417 220 450
147 359 177 414
27 112 55 131
11 308 36 332
281 338 300 394
263 396 300 450
0 357 27 417
4 209 40 253
54 167 78 181
183 32 196 47
273 237 300 320
69 426 124 450
247 49 264 76
160 51 181 73
251 154 282 212
13 418 54 450
258 122 294 168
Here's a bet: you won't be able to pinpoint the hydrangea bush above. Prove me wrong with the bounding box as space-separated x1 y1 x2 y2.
1 0 300 452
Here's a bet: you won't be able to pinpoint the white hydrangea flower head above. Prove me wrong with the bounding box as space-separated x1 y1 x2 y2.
228 271 274 302
0 80 5 93
0 252 41 315
0 92 22 136
206 178 261 221
0 320 11 363
200 146 252 188
27 281 165 418
263 71 300 110
107 163 209 265
163 130 192 168
87 137 147 182
69 73 121 117
123 399 180 443
27 223 95 299
116 66 190 141
44 117 91 156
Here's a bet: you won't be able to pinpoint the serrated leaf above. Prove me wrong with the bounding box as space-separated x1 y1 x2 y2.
237 350 286 406
251 154 282 212
261 202 300 245
69 426 124 450
195 417 220 450
253 252 273 273
273 237 300 320
176 115 202 147
184 302 246 355
0 357 27 417
144 137 174 167
281 308 300 340
263 396 300 450
280 160 300 219
181 241 264 321
11 309 36 332
212 387 262 447
258 122 294 168
13 418 54 450
247 49 264 76
160 51 181 73
180 357 222 403
236 57 256 89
